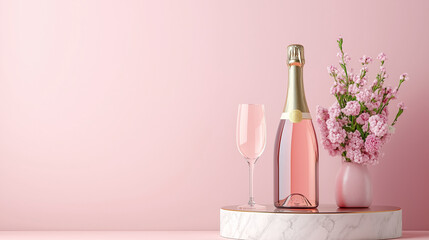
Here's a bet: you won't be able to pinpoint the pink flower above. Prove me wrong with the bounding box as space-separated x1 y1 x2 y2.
348 73 360 84
368 151 380 165
348 84 359 94
343 53 351 63
371 91 383 102
322 138 343 156
327 65 339 76
368 115 388 137
380 66 386 73
387 87 396 100
356 112 370 125
328 102 341 119
370 91 385 110
322 138 343 157
345 147 371 165
362 122 369 132
325 118 337 130
365 134 381 154
317 118 329 140
328 130 347 144
322 139 334 155
342 101 361 116
330 83 347 95
346 149 361 163
377 52 387 62
359 55 373 65
338 52 351 63
356 89 371 103
355 76 368 87
400 73 409 82
347 131 364 150
326 118 347 144
338 117 349 126
316 106 329 121
366 101 380 112
398 102 406 110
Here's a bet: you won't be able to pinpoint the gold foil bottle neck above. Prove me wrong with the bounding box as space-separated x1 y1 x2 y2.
283 44 310 115
287 44 305 66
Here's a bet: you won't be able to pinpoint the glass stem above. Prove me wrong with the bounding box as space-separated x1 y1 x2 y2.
248 159 256 206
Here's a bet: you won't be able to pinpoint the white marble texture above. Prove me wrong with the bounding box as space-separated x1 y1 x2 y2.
220 207 402 240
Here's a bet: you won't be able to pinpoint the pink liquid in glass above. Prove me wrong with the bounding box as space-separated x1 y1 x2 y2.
274 119 319 208
236 105 266 160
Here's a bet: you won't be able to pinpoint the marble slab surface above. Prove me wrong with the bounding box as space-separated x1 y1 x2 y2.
220 204 402 240
0 231 427 240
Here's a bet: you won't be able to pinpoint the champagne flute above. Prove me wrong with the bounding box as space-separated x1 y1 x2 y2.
236 104 267 210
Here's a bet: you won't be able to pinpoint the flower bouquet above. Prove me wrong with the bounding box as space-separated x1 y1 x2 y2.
317 37 408 207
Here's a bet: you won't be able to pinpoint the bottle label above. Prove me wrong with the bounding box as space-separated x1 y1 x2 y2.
281 111 311 122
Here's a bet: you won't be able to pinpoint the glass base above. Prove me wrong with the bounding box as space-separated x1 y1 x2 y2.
237 203 266 210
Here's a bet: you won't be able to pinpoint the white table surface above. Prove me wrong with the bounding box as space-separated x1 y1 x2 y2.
0 231 427 239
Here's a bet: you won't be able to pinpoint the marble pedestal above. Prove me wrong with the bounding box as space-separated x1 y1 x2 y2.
220 205 402 240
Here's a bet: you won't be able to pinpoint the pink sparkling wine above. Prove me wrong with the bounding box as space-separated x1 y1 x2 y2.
274 119 318 208
236 104 267 160
274 44 319 208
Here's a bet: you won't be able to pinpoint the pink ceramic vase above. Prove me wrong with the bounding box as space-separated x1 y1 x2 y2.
336 161 372 208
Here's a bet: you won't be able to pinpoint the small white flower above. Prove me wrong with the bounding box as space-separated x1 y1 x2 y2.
388 126 396 134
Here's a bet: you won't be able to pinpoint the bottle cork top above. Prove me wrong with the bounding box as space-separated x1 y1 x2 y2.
287 44 305 66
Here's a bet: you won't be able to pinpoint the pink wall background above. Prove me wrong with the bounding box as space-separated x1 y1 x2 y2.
0 0 428 231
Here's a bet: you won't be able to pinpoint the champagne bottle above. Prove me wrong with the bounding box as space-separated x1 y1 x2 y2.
274 44 319 208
